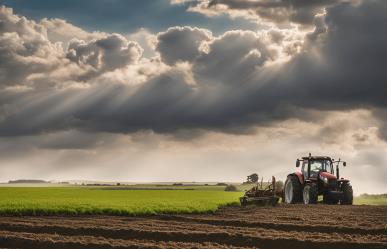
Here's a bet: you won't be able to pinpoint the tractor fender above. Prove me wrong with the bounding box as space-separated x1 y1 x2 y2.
287 172 304 185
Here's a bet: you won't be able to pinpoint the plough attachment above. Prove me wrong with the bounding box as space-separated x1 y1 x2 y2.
240 176 281 206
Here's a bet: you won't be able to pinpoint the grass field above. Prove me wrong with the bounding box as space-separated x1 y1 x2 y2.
0 185 385 216
354 194 387 205
98 183 259 191
0 187 241 216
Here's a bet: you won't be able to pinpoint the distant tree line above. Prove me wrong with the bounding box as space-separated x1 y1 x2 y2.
360 193 387 198
8 179 47 184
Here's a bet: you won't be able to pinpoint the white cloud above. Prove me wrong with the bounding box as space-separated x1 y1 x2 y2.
156 26 212 65
182 0 341 28
67 34 143 75
127 28 157 58
40 18 106 45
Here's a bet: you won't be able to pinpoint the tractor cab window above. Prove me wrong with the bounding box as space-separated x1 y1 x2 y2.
309 160 322 177
301 160 308 177
324 160 334 174
309 160 334 177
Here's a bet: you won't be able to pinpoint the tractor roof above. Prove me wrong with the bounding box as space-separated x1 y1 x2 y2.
301 156 332 160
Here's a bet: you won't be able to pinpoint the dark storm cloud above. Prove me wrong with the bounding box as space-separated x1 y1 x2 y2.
281 0 387 108
192 30 279 86
190 0 340 26
1 1 387 142
0 130 107 158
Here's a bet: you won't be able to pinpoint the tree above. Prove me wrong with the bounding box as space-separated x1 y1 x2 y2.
247 173 259 183
224 184 238 192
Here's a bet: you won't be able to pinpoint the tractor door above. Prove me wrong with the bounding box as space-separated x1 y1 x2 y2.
301 160 309 180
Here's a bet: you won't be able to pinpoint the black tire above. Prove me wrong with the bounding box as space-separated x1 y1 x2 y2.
284 175 302 204
341 183 353 205
303 184 318 204
323 194 339 205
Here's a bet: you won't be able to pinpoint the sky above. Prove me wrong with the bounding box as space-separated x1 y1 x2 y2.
0 0 386 194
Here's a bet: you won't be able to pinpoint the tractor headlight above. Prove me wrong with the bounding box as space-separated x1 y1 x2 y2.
321 176 329 184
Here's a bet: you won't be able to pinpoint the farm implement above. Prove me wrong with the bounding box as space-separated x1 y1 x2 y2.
240 176 281 206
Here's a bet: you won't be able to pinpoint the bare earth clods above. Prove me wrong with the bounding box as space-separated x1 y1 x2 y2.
0 205 386 249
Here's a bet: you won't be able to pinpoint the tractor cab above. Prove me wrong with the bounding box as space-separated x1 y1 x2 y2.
296 155 346 181
299 157 334 179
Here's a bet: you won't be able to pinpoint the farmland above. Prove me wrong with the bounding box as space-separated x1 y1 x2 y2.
0 205 386 249
0 187 241 216
0 186 386 216
354 194 387 205
0 186 386 248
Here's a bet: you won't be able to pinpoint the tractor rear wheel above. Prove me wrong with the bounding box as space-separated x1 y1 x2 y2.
341 183 353 205
303 184 318 204
284 175 302 204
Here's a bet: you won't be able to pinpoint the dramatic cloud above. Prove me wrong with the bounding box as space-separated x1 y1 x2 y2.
1 1 387 192
67 34 143 78
193 30 284 86
156 26 212 65
0 6 65 88
40 18 106 45
177 0 341 27
1 1 387 138
283 0 387 111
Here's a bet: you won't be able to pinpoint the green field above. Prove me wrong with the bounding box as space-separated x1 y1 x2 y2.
354 194 387 205
0 187 241 216
0 185 385 216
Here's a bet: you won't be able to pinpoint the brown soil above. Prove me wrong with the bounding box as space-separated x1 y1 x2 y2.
0 204 386 249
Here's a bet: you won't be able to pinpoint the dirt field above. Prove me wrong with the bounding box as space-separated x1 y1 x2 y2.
0 204 386 249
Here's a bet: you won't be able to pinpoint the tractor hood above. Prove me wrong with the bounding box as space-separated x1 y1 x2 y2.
320 171 336 180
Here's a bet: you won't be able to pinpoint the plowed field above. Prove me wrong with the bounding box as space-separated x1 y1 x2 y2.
0 204 386 249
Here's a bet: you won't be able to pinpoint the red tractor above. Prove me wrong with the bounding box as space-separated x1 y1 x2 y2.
284 154 353 205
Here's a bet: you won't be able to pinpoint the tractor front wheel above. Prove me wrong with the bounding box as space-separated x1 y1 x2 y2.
303 184 318 204
284 175 302 204
341 183 353 205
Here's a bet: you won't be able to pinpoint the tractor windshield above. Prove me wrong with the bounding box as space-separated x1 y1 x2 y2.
310 160 334 175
